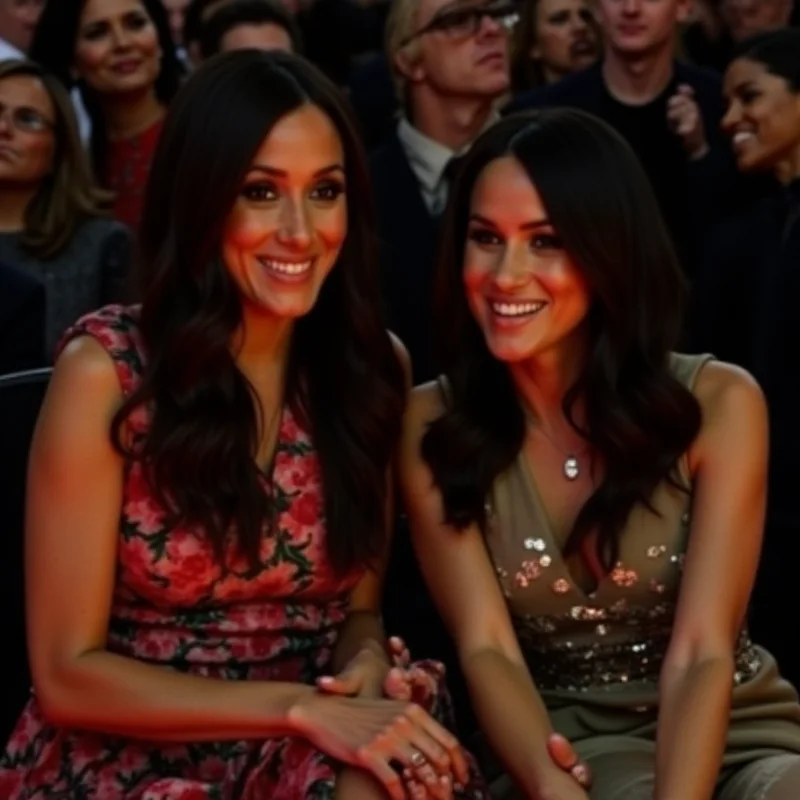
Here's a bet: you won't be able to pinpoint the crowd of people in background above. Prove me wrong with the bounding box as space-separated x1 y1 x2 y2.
0 0 799 797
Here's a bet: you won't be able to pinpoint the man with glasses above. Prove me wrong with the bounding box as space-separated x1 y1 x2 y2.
369 0 515 757
372 0 517 383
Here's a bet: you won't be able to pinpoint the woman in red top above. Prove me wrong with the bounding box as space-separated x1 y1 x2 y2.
30 0 183 231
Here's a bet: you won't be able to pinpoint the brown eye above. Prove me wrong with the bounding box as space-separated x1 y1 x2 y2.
241 182 278 202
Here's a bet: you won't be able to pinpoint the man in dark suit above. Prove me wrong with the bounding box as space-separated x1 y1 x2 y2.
508 0 744 283
370 0 517 732
372 0 517 383
0 262 46 375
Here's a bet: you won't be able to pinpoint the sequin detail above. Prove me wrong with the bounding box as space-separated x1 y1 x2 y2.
515 603 761 692
610 563 639 588
647 545 667 558
524 538 546 552
551 578 571 595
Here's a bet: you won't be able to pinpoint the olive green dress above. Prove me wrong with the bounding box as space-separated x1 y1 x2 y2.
482 354 800 799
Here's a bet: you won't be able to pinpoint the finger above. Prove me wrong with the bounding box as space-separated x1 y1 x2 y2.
390 637 411 668
547 733 579 771
572 762 593 788
677 82 695 97
384 668 413 701
406 777 428 800
360 751 406 800
407 771 453 800
316 672 360 696
405 705 469 784
401 756 441 792
409 669 437 706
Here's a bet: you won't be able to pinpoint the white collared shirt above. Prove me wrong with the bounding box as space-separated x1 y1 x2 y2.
0 37 23 61
397 114 498 216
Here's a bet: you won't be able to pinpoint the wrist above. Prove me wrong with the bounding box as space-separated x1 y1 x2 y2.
287 687 334 735
354 647 391 695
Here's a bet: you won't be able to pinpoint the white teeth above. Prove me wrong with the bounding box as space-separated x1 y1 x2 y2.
733 131 755 146
491 301 545 317
258 258 312 275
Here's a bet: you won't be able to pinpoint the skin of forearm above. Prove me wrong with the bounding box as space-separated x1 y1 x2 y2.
655 657 734 800
37 649 317 741
331 610 389 676
462 647 558 796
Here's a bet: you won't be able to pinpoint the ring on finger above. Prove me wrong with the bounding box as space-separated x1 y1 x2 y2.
410 749 427 768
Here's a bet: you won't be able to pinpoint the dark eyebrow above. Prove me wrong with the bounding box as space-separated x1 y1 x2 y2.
469 213 552 230
245 164 345 179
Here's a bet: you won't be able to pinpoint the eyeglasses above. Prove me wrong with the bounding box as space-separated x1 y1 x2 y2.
400 1 520 47
0 104 55 134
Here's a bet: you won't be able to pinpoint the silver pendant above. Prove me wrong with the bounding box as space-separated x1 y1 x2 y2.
564 456 579 481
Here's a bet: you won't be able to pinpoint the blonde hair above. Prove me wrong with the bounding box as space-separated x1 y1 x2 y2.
385 0 425 104
0 59 112 259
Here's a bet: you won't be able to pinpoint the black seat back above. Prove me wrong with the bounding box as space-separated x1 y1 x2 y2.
0 367 51 742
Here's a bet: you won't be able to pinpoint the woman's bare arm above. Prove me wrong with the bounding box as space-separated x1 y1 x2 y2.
399 384 587 799
26 336 336 741
655 362 768 800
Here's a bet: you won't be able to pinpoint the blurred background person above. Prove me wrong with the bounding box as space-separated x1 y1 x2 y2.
30 0 182 231
0 0 43 61
199 0 301 57
0 60 132 359
509 0 744 289
162 0 190 46
511 0 601 93
721 0 794 44
372 0 518 743
691 29 800 690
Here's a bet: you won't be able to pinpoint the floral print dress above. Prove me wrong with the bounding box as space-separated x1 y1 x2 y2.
0 305 487 800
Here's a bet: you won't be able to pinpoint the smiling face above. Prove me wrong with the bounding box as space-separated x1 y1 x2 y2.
463 155 591 364
74 0 162 98
722 56 800 175
532 0 599 82
222 104 348 323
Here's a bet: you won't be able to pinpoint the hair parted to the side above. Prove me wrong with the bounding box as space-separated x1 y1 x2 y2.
0 59 112 258
731 28 800 90
200 0 304 57
424 108 702 571
29 0 183 180
111 50 405 574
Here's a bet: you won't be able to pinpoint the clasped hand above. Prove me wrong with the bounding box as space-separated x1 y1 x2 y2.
311 637 593 799
315 637 462 797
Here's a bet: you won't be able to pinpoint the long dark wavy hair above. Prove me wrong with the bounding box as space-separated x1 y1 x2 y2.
112 50 405 574
424 109 702 570
30 0 183 180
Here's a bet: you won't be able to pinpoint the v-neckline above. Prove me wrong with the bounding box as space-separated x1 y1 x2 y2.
516 451 608 603
255 403 287 480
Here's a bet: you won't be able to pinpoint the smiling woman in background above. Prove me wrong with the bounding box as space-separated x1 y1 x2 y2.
690 28 800 695
511 0 600 93
29 0 182 231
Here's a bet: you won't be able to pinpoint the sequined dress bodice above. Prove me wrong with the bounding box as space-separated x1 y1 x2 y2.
486 354 761 697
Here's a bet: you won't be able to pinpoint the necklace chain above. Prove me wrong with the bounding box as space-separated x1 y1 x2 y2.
523 408 588 482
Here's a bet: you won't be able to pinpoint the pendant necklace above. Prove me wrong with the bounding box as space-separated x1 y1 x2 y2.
524 411 588 482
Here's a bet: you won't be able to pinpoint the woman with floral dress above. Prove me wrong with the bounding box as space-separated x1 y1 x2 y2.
0 51 488 800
